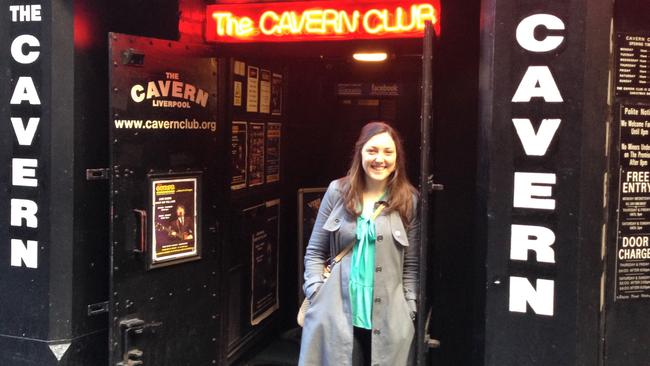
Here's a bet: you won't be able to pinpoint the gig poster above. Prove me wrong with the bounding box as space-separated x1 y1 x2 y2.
271 73 283 116
245 199 280 325
265 123 281 183
260 69 271 114
231 121 248 190
151 176 200 267
246 66 259 113
248 123 265 187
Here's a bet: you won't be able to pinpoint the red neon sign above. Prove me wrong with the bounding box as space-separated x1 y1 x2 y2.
205 0 440 43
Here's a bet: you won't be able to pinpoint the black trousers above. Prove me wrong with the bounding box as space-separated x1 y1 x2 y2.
353 326 372 366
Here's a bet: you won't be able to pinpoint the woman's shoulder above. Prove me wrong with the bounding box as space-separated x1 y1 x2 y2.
327 177 348 196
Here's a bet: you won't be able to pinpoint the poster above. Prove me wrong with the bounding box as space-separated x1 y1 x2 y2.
246 66 259 112
248 123 265 187
265 123 281 183
615 104 650 300
231 121 247 190
296 188 327 303
245 199 280 325
233 81 242 107
271 73 283 115
259 69 271 114
151 176 200 267
615 33 650 98
234 60 246 76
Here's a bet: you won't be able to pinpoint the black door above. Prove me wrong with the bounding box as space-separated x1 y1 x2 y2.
108 33 226 366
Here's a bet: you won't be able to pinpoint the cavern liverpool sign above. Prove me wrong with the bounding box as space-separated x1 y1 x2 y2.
205 0 440 43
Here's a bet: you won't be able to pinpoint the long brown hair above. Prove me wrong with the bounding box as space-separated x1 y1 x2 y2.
343 121 417 223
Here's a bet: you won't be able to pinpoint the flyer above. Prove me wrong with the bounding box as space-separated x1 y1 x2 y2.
151 176 200 266
233 80 242 107
259 69 271 114
231 121 248 190
248 123 265 187
246 66 259 113
246 199 280 325
271 73 283 116
265 123 281 183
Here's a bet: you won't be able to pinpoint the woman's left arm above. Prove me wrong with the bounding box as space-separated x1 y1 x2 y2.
403 198 421 316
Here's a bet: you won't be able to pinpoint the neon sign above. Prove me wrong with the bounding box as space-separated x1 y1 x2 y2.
205 0 440 43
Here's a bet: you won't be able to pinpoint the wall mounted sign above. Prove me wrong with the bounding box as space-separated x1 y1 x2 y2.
615 33 650 98
615 104 650 300
205 0 440 43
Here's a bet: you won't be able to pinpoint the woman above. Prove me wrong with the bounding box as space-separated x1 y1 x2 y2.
299 122 420 366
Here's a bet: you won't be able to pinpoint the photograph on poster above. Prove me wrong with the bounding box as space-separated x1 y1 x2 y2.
231 121 248 190
151 176 200 267
247 65 259 112
243 199 280 325
265 122 281 183
248 122 265 187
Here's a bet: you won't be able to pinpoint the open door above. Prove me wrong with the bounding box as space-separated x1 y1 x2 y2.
108 33 225 365
417 21 440 366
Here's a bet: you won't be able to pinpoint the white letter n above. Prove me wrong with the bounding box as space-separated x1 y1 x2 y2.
509 276 554 316
11 239 38 268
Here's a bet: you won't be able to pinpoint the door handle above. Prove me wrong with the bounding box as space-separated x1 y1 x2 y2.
116 318 163 366
132 209 147 254
424 307 441 349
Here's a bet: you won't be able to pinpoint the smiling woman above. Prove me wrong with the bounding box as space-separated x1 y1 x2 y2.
300 121 420 366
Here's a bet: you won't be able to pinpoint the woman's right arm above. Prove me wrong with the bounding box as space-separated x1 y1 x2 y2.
303 180 340 300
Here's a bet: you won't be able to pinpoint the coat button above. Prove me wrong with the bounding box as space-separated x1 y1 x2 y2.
377 235 383 241
373 329 381 335
395 230 401 237
374 298 381 303
375 266 382 272
335 218 340 223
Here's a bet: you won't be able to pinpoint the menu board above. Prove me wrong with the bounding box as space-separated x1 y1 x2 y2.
615 104 650 300
616 33 650 98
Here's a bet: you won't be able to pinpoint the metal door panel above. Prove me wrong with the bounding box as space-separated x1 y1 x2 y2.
109 33 222 366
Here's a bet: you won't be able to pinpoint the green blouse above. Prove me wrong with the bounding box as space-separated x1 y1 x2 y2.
349 211 378 329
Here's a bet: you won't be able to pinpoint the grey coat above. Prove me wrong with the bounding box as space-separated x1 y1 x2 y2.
299 179 420 366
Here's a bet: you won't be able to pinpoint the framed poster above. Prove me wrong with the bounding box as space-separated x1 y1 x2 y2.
271 73 283 116
231 121 248 190
265 123 281 183
259 69 271 114
246 65 259 112
248 122 265 187
296 187 327 303
149 173 201 269
244 199 280 325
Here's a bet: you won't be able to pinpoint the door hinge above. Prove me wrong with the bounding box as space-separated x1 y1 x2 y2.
86 168 111 181
87 300 109 316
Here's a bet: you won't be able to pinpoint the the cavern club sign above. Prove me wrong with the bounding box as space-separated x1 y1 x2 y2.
205 0 440 43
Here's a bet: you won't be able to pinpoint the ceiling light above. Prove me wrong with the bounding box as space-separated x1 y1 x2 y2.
353 52 388 62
